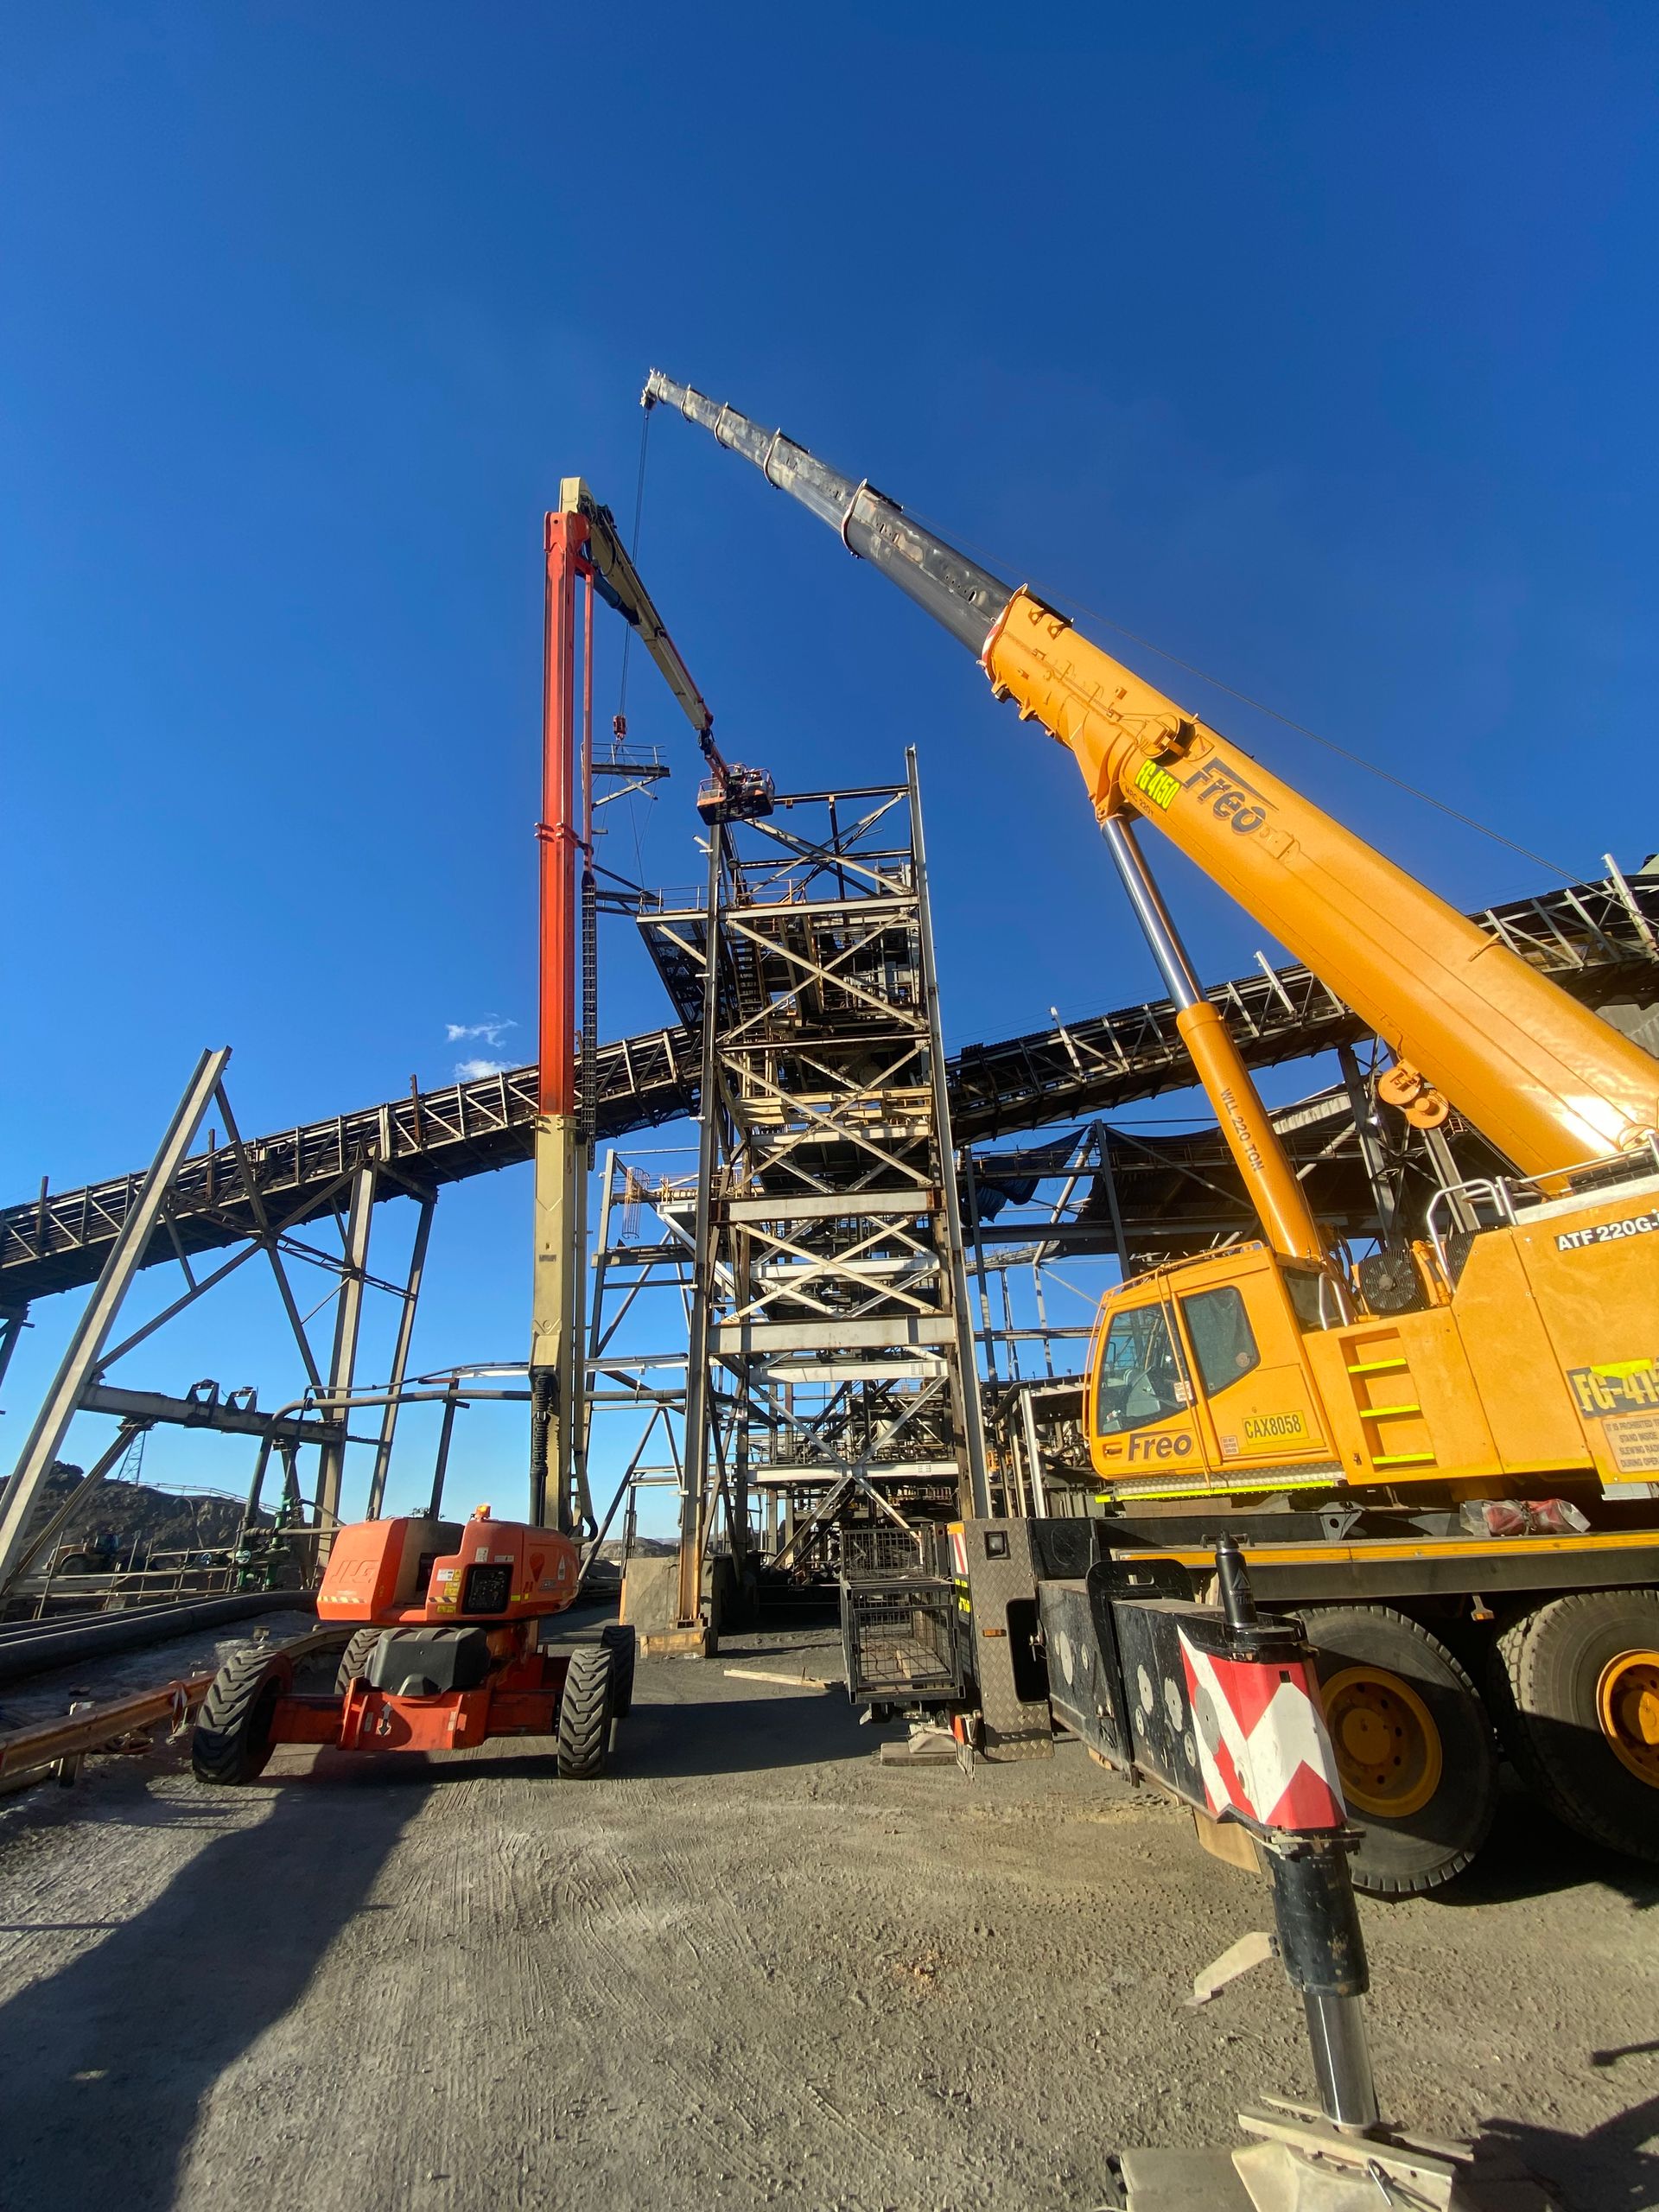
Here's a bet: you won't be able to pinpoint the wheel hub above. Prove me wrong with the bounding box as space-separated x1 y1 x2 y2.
1321 1664 1442 1820
1596 1649 1659 1788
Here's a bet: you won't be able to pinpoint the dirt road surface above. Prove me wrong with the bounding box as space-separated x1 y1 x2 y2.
1 1618 1656 2211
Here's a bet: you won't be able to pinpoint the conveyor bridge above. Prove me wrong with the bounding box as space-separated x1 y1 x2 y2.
3 865 1655 1309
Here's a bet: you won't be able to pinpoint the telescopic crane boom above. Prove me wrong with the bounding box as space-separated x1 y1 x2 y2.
640 369 1659 1185
641 372 1659 1900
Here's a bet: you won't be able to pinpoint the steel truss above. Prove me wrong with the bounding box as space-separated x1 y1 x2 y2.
636 760 986 1605
6 864 1653 1314
0 1050 436 1605
575 1150 695 1584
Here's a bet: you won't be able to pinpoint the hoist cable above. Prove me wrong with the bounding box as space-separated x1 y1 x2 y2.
615 403 652 727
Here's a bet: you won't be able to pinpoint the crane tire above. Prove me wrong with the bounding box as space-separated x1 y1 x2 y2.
600 1623 637 1717
192 1647 294 1787
334 1628 384 1694
1491 1590 1659 1863
556 1645 613 1780
1293 1605 1497 1897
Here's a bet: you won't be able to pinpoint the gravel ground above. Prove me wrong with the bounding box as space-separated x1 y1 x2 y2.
0 1618 1655 2211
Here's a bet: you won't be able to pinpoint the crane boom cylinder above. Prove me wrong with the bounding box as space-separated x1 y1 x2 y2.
1101 817 1327 1267
643 369 1659 1179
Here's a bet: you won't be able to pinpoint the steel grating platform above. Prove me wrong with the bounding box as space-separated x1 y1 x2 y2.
3 867 1655 1307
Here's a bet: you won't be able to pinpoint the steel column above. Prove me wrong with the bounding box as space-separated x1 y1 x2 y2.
530 497 589 1533
1338 1044 1398 1243
677 829 726 1626
909 749 990 1517
3 1421 149 1588
0 1306 27 1405
315 1160 377 1539
365 1192 435 1517
0 1047 229 1593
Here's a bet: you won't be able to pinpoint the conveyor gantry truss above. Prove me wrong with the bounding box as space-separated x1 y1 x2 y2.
3 863 1656 1319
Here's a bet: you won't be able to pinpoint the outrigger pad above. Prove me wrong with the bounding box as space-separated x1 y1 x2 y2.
365 1626 492 1697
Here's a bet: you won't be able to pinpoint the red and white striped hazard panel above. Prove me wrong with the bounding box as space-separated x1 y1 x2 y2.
1178 1630 1344 1832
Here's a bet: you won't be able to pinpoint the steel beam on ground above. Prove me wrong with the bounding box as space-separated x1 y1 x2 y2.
0 1047 229 1593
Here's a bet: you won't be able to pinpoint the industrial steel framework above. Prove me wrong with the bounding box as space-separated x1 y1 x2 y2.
636 760 988 1619
3 859 1655 1598
6 864 1652 1313
0 1048 435 1604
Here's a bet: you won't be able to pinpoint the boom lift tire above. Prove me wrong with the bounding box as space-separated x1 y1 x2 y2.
1293 1605 1497 1897
556 1645 614 1779
192 1647 295 1786
334 1627 384 1693
600 1622 637 1717
1491 1589 1659 1863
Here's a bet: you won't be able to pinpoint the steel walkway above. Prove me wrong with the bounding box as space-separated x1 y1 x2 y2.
4 867 1655 1306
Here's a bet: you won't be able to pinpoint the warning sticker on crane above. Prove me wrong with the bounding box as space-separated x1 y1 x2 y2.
1178 1630 1344 1833
1605 1413 1659 1474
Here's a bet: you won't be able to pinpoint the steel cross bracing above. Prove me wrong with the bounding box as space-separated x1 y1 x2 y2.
4 863 1655 1311
653 766 988 1589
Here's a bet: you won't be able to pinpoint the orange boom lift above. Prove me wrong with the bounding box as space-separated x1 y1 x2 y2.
191 478 715 1785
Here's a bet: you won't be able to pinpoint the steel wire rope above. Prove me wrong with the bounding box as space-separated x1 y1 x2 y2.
901 501 1575 881
615 403 654 889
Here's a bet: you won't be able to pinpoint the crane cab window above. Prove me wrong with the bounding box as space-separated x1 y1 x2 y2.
1283 1268 1334 1331
1096 1305 1187 1435
1179 1285 1261 1397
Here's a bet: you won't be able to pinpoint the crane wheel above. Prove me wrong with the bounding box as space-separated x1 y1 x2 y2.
1491 1589 1659 1864
1294 1605 1497 1897
600 1623 637 1717
192 1646 294 1787
556 1645 614 1779
334 1628 385 1694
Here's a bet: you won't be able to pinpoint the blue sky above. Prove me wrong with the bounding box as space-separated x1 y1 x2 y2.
3 3 1656 1522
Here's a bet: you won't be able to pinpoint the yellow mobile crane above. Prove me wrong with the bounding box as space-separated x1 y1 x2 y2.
643 368 1659 1892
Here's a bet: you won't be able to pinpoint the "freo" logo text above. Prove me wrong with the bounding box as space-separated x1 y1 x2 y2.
1182 756 1273 836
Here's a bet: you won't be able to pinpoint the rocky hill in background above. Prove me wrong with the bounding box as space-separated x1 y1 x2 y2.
29 1462 264 1563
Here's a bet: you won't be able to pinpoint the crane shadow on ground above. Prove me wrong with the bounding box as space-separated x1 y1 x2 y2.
618 1686 886 1778
1430 1783 1659 1913
1471 2088 1659 2212
0 1759 414 2212
243 1679 882 1789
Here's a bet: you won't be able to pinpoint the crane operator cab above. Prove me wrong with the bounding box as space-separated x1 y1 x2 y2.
1090 1247 1344 1503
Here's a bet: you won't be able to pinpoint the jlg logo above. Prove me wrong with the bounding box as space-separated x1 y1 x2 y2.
1127 1432 1195 1461
1182 757 1272 836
